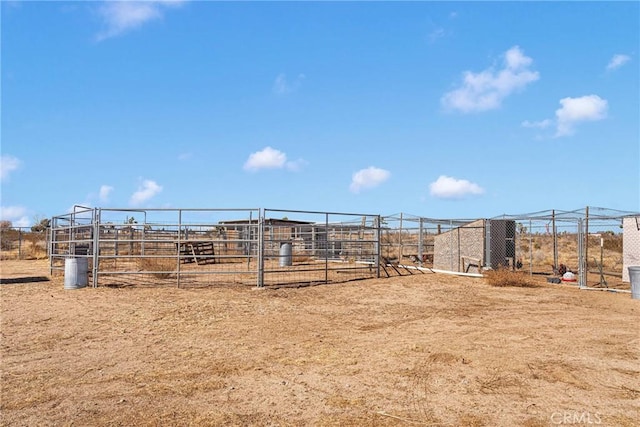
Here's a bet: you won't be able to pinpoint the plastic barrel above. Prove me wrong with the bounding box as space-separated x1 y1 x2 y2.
64 258 88 290
628 266 640 300
279 242 292 267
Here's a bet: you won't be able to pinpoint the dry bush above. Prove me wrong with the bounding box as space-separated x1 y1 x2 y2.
138 257 176 279
24 242 48 260
484 268 538 288
293 255 312 263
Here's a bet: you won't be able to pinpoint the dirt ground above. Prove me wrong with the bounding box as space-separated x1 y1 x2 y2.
1 260 638 427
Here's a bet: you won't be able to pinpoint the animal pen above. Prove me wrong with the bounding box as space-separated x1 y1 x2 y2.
376 208 637 291
48 206 638 291
49 207 382 288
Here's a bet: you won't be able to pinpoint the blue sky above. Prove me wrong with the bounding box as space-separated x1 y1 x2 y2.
1 1 639 227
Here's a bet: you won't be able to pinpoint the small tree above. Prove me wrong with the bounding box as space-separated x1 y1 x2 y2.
31 218 51 233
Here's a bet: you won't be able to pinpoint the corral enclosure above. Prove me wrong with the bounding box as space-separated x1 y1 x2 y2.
380 208 636 291
2 207 640 426
49 207 381 288
0 206 633 291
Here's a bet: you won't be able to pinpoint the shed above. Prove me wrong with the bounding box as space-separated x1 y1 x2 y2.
433 219 516 274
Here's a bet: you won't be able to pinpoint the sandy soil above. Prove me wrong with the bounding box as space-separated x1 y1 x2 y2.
1 259 638 426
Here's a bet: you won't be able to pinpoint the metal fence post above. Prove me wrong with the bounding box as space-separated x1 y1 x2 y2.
257 209 264 288
577 218 586 289
92 208 100 288
485 219 492 269
418 217 424 267
376 215 381 278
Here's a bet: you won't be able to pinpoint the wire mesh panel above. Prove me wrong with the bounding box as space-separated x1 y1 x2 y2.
50 206 96 276
47 205 638 290
501 211 582 282
50 208 262 288
0 227 48 260
261 209 380 286
583 208 627 288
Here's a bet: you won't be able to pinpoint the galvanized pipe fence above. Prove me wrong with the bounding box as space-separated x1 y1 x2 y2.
44 206 638 289
48 207 381 288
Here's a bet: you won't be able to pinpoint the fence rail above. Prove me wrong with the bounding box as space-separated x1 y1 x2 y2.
4 205 634 290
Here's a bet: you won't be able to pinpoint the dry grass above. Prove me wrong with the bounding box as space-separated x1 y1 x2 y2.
484 268 539 288
1 260 638 427
137 257 176 279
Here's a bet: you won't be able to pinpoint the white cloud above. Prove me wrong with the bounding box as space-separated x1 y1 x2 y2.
606 54 631 71
555 95 608 137
429 175 484 199
0 205 30 227
178 152 192 161
521 119 552 129
130 179 163 206
96 0 186 41
99 185 114 203
0 155 21 181
441 46 539 113
244 147 286 171
273 73 306 95
243 147 306 172
349 167 391 194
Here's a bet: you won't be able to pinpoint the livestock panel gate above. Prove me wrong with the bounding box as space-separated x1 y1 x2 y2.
50 207 381 288
260 209 381 287
51 208 262 288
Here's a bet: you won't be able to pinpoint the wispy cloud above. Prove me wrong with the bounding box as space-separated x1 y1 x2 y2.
178 152 192 161
130 179 163 206
349 167 390 194
427 11 456 44
96 0 186 41
441 46 539 113
428 27 446 43
521 119 553 129
273 73 306 95
429 175 484 199
606 54 631 71
0 155 21 182
284 158 308 172
0 205 30 227
99 185 114 203
243 147 306 172
555 95 608 137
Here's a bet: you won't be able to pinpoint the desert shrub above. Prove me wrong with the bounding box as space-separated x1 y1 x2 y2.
602 235 623 253
25 242 48 260
0 228 19 251
138 258 176 279
484 268 538 288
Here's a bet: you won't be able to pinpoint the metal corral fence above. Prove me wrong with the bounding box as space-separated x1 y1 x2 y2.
380 207 639 291
49 207 382 288
0 227 49 260
47 206 638 289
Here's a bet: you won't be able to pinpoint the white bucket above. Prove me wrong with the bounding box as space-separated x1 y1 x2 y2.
628 266 640 300
64 258 88 290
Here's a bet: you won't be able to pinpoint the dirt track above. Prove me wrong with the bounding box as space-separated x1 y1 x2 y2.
1 260 638 426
